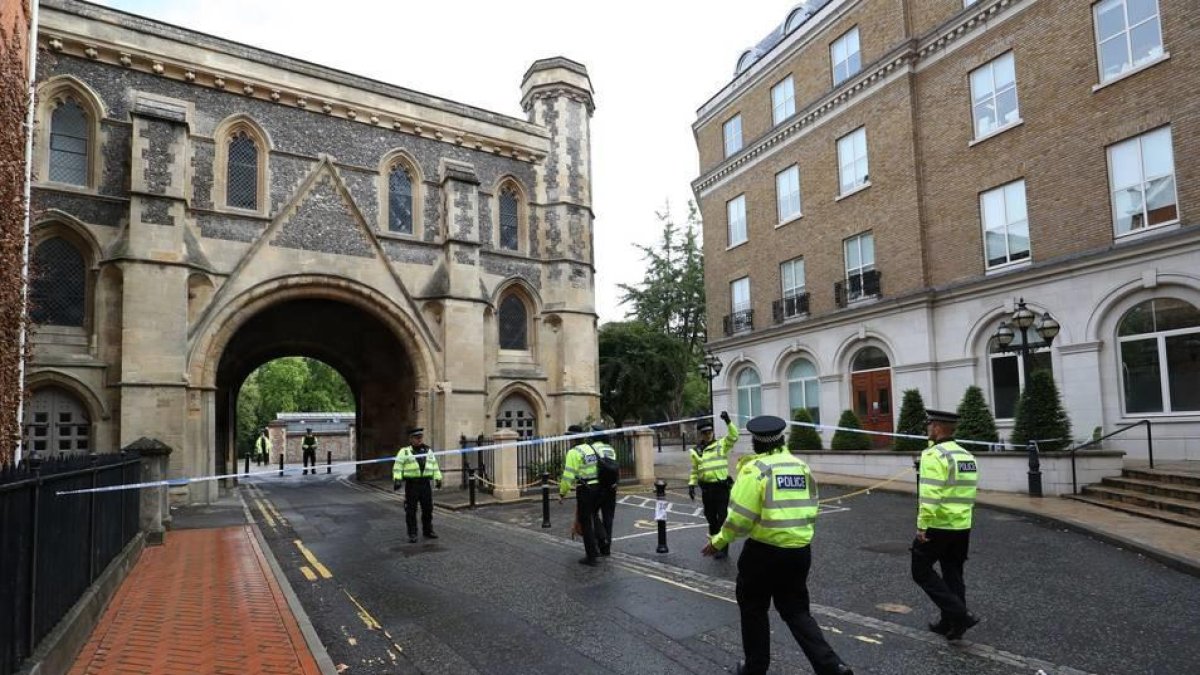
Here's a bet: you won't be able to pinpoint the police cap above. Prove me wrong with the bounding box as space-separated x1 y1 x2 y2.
746 415 787 445
697 420 714 432
567 424 584 434
925 410 959 424
407 426 425 436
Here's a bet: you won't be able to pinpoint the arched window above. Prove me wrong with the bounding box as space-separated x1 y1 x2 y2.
23 387 90 456
49 99 90 186
499 186 520 251
30 237 86 327
498 294 528 350
851 346 890 372
226 130 259 210
785 7 811 33
736 367 762 419
387 164 414 234
1118 298 1200 414
496 393 537 438
988 327 1052 419
787 358 820 425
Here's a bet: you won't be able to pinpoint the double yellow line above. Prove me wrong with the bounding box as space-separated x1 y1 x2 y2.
294 539 333 582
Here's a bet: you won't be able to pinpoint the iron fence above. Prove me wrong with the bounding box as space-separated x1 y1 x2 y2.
457 432 638 495
458 435 496 495
0 453 141 675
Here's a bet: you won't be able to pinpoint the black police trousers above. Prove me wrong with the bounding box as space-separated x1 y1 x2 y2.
736 539 844 675
575 484 606 560
597 485 616 554
404 478 434 537
302 448 316 474
700 480 732 536
911 527 971 620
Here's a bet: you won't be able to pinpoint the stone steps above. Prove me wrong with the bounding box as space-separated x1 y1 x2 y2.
1079 485 1200 519
1099 476 1200 503
1066 494 1200 531
1122 468 1200 489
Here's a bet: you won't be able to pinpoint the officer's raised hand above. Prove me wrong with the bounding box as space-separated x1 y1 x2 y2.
720 410 731 425
688 485 696 501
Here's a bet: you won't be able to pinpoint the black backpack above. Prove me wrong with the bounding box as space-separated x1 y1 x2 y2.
593 445 620 488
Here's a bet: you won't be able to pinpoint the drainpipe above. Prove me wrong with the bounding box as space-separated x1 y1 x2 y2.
14 0 40 465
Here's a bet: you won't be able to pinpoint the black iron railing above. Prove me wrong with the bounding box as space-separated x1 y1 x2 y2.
458 435 495 494
0 453 141 675
1069 420 1152 494
722 309 753 336
772 293 810 323
835 269 882 308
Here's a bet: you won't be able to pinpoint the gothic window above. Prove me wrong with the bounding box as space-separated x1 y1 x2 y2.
388 164 414 234
1118 298 1200 414
498 294 528 350
227 131 259 210
23 387 91 456
49 99 89 186
496 394 537 438
30 237 86 327
499 187 520 251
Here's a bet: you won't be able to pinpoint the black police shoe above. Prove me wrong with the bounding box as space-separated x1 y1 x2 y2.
830 664 854 675
408 534 418 543
944 613 980 641
928 616 951 635
423 531 439 539
599 547 611 556
578 557 598 567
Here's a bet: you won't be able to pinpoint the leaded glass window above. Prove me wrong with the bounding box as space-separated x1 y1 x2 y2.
499 295 528 350
227 131 259 210
499 188 519 251
49 100 89 186
30 237 85 327
388 165 414 234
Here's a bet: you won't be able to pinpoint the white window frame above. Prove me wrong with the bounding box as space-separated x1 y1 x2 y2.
980 179 1031 270
772 76 796 126
781 258 805 299
1117 299 1200 416
731 277 751 314
837 127 870 197
1107 126 1178 238
844 232 875 302
970 52 1021 140
724 114 743 158
988 340 1053 421
775 165 802 224
786 358 820 425
736 367 763 419
1093 0 1165 84
727 194 747 247
831 27 862 86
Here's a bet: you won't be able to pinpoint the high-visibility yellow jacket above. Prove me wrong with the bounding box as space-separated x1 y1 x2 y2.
591 441 616 461
559 443 599 496
689 421 740 485
255 435 272 455
393 445 442 481
710 449 819 550
917 441 978 530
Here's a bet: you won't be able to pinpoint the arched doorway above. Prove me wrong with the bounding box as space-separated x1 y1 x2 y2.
23 386 91 457
213 297 420 482
496 393 537 438
850 346 892 448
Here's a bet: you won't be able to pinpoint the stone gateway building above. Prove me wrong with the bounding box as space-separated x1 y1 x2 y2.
24 0 599 501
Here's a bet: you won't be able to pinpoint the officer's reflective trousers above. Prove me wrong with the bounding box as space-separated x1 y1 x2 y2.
911 527 971 620
575 484 605 560
736 539 844 675
700 480 731 536
404 478 434 536
302 448 316 475
597 485 616 554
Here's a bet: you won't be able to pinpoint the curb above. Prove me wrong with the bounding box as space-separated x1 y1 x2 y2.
238 492 340 675
815 474 1200 580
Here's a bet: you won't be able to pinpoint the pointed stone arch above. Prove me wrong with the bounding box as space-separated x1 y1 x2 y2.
378 148 424 237
34 75 106 189
492 174 529 252
213 114 271 215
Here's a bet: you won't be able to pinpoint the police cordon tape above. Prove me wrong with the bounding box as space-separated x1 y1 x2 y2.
53 416 712 496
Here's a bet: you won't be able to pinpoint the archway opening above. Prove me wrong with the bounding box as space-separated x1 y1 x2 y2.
215 298 418 481
850 346 892 448
235 357 355 465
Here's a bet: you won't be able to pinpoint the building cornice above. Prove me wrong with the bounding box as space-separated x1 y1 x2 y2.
39 3 550 164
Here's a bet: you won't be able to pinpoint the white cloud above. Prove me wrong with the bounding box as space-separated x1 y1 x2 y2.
95 0 792 322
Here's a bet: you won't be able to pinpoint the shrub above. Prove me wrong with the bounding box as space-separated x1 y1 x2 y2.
831 410 871 451
787 408 823 451
955 385 999 446
1011 370 1072 453
894 389 929 452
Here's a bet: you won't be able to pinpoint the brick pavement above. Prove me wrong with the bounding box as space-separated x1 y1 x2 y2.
69 526 322 675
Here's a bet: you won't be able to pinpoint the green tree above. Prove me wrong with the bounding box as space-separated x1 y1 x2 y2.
598 321 685 424
235 357 355 456
894 389 929 452
831 410 871 451
955 385 999 445
1011 370 1072 453
787 407 823 451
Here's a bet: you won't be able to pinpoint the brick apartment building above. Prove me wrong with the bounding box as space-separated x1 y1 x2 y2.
694 0 1200 459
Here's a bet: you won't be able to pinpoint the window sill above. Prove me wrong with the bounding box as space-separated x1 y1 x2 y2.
726 240 749 252
836 182 871 202
1114 220 1180 244
1118 412 1200 423
984 258 1031 276
845 294 881 308
776 214 802 229
969 119 1024 147
1093 52 1170 93
36 181 98 195
780 312 809 324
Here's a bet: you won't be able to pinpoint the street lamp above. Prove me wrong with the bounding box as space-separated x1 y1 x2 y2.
990 297 1060 497
698 352 724 415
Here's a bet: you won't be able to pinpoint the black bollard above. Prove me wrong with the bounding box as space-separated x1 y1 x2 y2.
655 479 669 554
327 450 332 474
1027 441 1043 497
541 472 552 528
468 468 477 509
278 453 284 478
244 454 250 475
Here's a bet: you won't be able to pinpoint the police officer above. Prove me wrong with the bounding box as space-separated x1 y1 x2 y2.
913 409 980 640
393 427 442 543
301 427 318 476
702 415 853 675
688 410 739 559
590 425 618 556
255 429 272 466
559 424 604 566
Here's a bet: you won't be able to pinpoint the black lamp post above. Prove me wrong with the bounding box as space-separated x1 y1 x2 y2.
990 297 1061 497
698 352 724 416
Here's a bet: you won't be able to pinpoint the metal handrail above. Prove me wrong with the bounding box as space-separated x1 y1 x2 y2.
1069 419 1151 494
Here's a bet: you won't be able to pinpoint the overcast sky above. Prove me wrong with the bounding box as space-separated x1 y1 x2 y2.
95 0 790 322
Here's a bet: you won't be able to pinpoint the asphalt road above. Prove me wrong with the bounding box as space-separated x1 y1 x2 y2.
245 470 1200 674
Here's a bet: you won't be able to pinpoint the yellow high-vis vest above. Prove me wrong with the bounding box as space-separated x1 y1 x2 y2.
689 420 740 485
917 441 978 530
710 449 819 550
392 446 443 481
559 443 598 496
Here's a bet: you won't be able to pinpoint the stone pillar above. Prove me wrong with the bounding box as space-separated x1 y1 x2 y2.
268 420 287 465
493 428 521 502
633 429 656 486
126 437 172 546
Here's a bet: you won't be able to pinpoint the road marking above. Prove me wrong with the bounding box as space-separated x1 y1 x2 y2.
640 572 736 605
254 498 276 528
294 540 333 579
343 589 382 630
300 566 318 582
613 523 710 541
854 635 883 645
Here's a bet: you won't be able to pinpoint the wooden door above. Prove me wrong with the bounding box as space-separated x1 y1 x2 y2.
851 370 893 448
